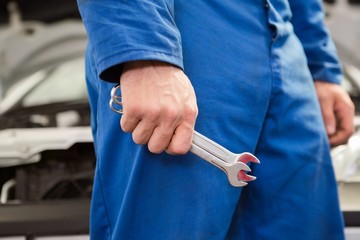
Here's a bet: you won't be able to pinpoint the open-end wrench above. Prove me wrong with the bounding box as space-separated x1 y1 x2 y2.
109 85 260 187
191 131 259 187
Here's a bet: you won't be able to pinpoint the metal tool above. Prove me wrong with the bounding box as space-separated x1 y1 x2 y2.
109 84 260 187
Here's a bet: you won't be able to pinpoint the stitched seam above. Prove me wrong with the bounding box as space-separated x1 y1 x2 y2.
96 49 183 69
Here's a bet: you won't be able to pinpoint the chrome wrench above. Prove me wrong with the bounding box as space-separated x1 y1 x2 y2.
191 131 259 187
109 85 260 187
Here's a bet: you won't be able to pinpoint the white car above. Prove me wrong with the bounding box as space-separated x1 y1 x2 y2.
0 20 93 237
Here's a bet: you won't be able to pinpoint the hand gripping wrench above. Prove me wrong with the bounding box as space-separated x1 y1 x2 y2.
109 85 260 187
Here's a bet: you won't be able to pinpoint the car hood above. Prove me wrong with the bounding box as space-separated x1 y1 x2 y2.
0 126 93 167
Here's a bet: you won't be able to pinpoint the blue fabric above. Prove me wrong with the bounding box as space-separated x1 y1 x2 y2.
79 0 345 239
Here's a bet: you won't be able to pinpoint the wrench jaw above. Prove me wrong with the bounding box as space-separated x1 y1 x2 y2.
236 152 260 183
228 177 248 187
217 162 247 187
222 162 255 187
238 170 256 182
237 152 260 164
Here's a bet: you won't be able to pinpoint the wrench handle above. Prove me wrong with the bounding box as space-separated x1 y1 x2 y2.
192 131 236 163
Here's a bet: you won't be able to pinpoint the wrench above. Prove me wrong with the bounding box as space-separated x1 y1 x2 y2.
191 131 259 187
109 84 260 187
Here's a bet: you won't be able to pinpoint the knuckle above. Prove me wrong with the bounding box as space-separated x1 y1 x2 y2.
146 107 162 121
342 96 355 109
184 105 198 120
129 105 145 118
164 107 181 122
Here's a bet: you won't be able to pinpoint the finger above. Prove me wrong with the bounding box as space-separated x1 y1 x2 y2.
329 123 353 147
319 98 336 136
166 123 194 155
329 102 355 147
147 126 175 154
329 131 350 147
120 114 140 133
131 119 157 145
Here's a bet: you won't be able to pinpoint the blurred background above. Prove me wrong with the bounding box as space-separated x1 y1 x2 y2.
0 0 359 239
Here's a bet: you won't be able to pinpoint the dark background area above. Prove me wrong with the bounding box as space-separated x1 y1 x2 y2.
0 0 80 24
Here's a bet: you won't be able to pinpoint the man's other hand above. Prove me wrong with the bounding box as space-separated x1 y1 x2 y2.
315 81 355 147
119 61 198 154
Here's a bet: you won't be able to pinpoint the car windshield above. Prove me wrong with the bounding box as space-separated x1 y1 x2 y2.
21 57 87 107
0 57 87 114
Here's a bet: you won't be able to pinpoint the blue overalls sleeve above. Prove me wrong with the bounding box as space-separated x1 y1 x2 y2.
289 0 343 84
77 0 183 83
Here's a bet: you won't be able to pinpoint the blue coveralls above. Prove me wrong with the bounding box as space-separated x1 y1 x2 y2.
78 0 345 239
